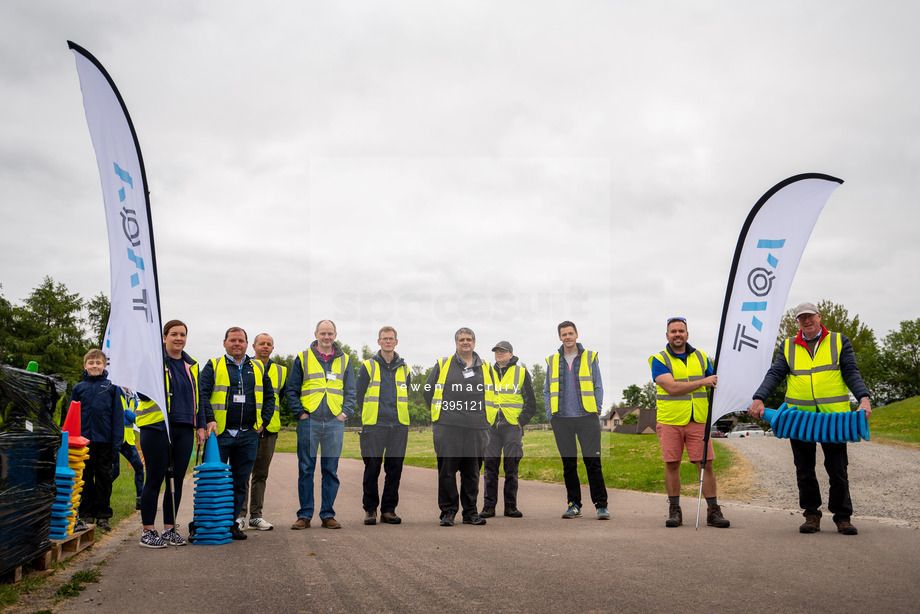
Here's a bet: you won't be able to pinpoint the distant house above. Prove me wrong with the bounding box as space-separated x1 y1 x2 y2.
600 407 657 434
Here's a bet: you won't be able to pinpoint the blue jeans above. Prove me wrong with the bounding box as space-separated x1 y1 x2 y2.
217 429 260 519
114 441 145 498
296 416 344 519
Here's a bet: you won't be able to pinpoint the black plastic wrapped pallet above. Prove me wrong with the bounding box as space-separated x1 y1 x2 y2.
0 363 65 577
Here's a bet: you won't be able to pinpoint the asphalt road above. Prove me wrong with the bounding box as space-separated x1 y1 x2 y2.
35 453 920 613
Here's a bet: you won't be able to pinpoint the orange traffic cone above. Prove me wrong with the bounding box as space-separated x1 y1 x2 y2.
62 400 90 448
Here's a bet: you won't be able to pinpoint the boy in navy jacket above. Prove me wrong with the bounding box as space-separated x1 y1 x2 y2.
69 349 124 531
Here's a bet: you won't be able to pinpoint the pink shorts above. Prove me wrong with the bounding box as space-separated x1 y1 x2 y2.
656 422 715 463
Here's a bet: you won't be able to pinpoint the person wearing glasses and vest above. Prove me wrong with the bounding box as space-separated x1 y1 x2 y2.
422 327 496 527
286 319 356 530
240 333 287 531
199 326 275 541
356 325 411 526
649 316 729 529
544 321 609 520
749 302 871 536
480 340 536 519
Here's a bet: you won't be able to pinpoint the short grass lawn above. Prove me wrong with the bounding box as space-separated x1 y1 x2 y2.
867 396 920 447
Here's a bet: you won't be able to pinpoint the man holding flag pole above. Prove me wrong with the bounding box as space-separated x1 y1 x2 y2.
650 317 730 529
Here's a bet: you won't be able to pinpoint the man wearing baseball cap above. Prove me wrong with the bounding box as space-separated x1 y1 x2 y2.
748 302 872 535
480 341 536 519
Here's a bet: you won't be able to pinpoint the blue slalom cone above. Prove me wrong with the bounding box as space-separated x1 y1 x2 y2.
55 431 76 479
50 431 77 540
195 433 228 472
191 432 234 545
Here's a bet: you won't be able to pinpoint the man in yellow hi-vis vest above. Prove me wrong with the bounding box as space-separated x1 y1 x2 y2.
356 325 411 526
422 327 495 527
285 320 356 530
749 302 871 536
544 321 609 520
199 327 275 541
480 340 536 519
241 332 287 531
649 317 728 529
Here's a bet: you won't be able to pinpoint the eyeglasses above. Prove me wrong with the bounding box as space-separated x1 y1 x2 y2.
667 317 686 324
378 337 397 343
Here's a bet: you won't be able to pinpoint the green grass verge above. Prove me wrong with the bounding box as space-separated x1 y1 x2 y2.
275 428 731 497
53 569 100 603
868 396 920 446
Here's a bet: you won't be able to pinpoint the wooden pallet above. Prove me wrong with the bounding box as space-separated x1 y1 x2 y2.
1 524 96 584
47 524 96 565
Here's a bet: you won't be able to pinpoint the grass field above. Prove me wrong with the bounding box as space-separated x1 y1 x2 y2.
274 428 738 498
867 396 920 446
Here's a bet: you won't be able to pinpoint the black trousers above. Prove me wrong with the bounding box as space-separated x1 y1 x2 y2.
551 415 607 508
360 425 409 513
790 438 852 522
80 442 115 520
483 423 524 509
433 424 488 518
139 425 194 526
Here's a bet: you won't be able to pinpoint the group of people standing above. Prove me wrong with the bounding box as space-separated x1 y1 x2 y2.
130 302 872 548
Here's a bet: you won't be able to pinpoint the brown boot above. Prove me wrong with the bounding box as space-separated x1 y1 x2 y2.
364 511 377 525
291 518 311 530
799 513 821 534
707 504 730 528
322 517 342 529
835 519 858 535
665 504 682 528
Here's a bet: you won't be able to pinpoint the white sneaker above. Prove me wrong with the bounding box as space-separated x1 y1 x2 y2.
236 517 245 531
249 517 274 531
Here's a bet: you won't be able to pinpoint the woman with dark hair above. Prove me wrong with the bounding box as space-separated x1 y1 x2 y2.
135 319 215 548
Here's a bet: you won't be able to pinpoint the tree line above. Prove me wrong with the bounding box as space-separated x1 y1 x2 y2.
614 299 920 411
1 276 551 427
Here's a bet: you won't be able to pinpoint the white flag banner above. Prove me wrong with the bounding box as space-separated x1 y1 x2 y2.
709 173 843 424
69 42 167 427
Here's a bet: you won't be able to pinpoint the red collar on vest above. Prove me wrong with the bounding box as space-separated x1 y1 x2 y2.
793 325 829 350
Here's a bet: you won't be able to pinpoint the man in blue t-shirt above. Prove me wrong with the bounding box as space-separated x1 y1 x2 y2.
649 317 728 529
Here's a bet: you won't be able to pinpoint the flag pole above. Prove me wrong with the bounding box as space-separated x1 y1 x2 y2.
68 40 177 544
695 387 716 530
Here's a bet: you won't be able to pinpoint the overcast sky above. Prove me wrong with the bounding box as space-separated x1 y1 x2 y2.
2 1 918 407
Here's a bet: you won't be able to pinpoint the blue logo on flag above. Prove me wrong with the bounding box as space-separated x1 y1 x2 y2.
733 239 786 352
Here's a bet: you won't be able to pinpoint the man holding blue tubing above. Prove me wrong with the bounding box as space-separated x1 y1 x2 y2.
748 302 871 536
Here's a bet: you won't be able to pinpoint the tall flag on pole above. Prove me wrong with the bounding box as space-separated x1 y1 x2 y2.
68 41 168 428
709 173 844 424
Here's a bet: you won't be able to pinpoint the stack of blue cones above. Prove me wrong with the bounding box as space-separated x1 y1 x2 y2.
50 432 76 540
192 433 234 545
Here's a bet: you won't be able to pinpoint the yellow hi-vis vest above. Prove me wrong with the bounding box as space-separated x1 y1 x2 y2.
298 350 350 416
493 363 527 425
121 394 137 446
545 351 598 415
360 358 410 425
255 360 287 432
135 356 199 427
430 357 497 424
649 349 709 425
783 332 850 413
209 358 266 434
